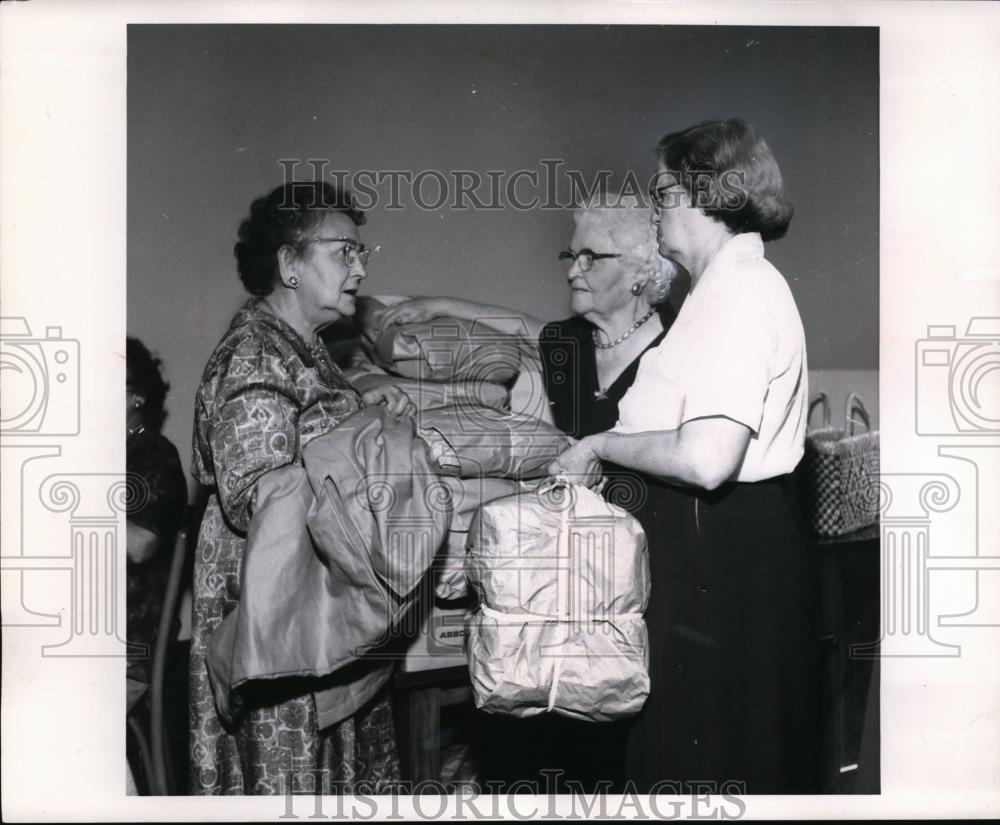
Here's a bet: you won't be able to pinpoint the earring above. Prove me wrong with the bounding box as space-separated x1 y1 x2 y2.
630 281 644 296
289 276 300 289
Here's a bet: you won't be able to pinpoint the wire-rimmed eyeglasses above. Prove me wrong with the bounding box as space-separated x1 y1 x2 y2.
306 236 377 267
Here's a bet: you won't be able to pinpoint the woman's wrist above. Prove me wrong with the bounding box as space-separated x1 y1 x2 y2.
438 297 471 319
587 432 612 459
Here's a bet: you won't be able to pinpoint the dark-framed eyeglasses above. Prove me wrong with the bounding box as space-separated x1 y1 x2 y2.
306 236 376 266
558 248 621 272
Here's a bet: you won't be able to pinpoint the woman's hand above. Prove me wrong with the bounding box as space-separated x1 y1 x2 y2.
361 385 417 418
126 520 160 565
376 298 456 334
548 436 604 490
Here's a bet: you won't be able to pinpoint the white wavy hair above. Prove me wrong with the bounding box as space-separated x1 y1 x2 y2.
573 191 677 306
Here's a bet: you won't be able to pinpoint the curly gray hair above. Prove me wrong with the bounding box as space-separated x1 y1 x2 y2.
573 191 677 306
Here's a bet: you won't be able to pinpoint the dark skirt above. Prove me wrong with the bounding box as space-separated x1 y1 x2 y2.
623 472 821 794
475 710 629 793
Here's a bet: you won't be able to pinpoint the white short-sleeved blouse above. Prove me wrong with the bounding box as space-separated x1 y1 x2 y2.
614 232 808 482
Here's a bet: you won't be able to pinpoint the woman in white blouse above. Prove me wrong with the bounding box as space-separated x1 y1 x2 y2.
551 119 819 793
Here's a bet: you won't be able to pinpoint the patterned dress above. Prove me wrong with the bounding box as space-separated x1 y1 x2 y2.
189 298 401 795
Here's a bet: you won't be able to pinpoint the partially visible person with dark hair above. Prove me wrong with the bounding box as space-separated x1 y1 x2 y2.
126 336 188 790
189 180 411 796
552 119 819 793
126 337 187 666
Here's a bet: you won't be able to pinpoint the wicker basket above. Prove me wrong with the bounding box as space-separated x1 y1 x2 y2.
802 392 880 538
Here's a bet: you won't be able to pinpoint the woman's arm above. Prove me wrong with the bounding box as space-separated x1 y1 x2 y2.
203 336 304 533
596 418 752 490
378 297 546 341
551 416 752 491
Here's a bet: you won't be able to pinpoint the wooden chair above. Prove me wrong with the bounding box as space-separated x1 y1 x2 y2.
128 527 189 795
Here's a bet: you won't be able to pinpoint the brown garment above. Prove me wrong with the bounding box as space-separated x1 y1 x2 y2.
207 406 451 731
372 316 523 383
416 405 572 479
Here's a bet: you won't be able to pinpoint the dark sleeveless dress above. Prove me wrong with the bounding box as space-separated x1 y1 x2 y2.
539 311 821 794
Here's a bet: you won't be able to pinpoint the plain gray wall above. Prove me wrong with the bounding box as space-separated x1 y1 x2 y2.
128 25 878 492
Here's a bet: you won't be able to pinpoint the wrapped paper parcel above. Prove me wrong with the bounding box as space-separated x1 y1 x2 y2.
465 482 650 721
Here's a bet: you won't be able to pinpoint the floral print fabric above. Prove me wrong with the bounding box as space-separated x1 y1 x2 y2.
189 298 400 795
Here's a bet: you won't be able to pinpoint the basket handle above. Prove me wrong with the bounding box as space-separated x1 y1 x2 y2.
845 392 872 436
808 393 831 430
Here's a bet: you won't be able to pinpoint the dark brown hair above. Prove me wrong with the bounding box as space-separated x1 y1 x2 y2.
656 119 793 241
234 181 366 296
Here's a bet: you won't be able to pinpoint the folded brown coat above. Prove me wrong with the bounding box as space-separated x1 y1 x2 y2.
416 405 573 479
206 406 451 730
372 317 523 383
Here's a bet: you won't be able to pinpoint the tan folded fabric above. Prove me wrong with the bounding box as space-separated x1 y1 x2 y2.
417 405 572 479
348 372 511 411
205 407 450 730
373 317 523 384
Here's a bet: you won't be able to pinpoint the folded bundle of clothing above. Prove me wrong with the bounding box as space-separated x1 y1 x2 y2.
372 316 523 385
206 407 451 730
417 405 572 479
465 483 651 721
327 296 554 429
348 371 511 412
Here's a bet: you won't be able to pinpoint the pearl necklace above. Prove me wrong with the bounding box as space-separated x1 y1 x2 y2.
591 308 656 350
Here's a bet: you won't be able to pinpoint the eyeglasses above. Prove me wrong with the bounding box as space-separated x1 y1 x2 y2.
648 167 689 212
558 248 621 272
648 181 670 211
306 236 376 266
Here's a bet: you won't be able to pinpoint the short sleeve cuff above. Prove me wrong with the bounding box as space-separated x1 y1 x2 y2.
614 375 684 433
680 394 764 435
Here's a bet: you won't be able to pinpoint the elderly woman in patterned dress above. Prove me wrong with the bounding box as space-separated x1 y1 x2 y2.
189 181 413 795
